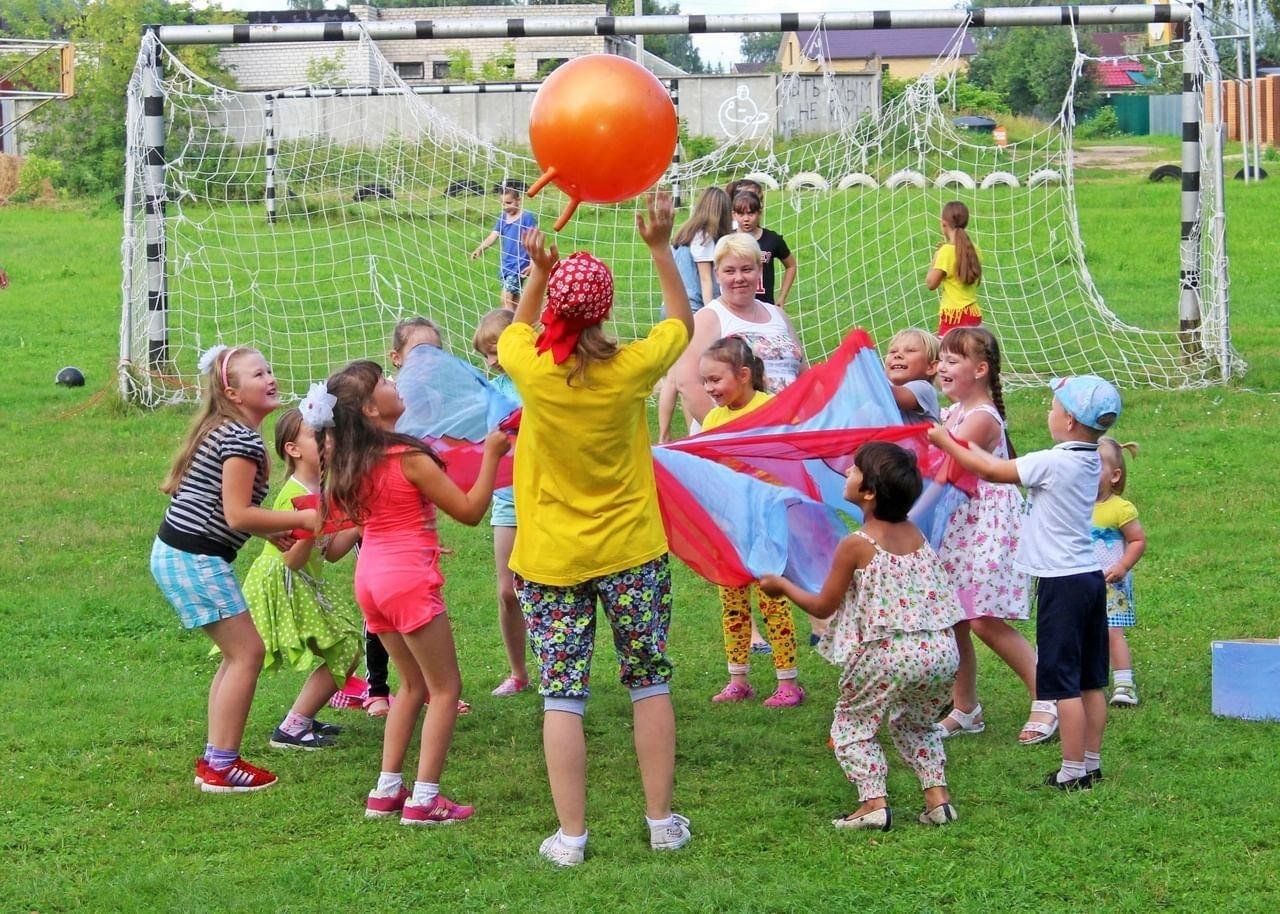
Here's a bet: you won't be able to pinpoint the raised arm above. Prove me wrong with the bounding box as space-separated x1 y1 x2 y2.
926 425 1021 485
637 190 692 337
402 431 512 526
513 228 559 326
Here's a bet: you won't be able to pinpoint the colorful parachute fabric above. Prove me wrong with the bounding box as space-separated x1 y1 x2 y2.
657 330 974 590
392 331 974 595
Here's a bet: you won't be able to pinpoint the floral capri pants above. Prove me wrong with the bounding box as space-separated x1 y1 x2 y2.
832 630 959 802
516 555 673 714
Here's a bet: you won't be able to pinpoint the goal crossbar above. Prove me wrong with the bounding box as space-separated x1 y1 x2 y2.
149 5 1191 45
123 3 1233 403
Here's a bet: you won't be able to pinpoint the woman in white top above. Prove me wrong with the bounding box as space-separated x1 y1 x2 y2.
671 232 807 427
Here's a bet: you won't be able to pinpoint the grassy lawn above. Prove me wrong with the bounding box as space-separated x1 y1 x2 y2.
2 169 1279 912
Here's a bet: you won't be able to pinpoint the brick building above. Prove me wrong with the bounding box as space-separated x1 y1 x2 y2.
220 4 635 91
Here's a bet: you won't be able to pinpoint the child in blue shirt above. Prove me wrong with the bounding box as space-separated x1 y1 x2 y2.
929 374 1122 791
471 184 538 310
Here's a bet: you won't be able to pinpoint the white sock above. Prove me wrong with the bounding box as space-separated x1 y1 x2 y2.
1056 759 1087 783
1113 669 1134 686
374 771 403 795
1084 751 1102 773
776 668 799 681
558 828 588 846
645 814 674 829
727 662 750 675
412 780 440 804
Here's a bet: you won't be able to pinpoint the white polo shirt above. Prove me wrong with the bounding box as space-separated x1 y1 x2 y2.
1013 442 1103 578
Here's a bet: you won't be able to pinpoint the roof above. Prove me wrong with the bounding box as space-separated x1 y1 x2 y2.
797 27 977 61
1091 32 1144 58
1095 58 1147 89
732 62 769 75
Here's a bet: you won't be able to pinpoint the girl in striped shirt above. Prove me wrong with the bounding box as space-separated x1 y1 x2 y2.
150 345 319 794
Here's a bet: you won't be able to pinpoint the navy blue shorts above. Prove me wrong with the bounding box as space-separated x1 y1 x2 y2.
1034 571 1109 700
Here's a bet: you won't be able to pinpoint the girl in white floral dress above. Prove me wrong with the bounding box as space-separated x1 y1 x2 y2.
761 442 962 831
931 328 1049 746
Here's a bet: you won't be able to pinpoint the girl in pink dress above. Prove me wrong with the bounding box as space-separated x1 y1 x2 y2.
931 328 1051 745
315 363 509 825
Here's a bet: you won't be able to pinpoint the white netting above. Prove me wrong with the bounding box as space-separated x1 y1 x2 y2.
122 20 1239 406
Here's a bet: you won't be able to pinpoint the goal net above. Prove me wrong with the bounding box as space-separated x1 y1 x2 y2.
121 21 1239 406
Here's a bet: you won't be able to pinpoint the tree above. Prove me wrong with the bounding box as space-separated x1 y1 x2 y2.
607 0 705 73
19 0 233 198
739 32 781 66
966 19 1099 119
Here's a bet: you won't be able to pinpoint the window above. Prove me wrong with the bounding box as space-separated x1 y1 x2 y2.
536 58 568 78
432 60 452 80
394 61 424 80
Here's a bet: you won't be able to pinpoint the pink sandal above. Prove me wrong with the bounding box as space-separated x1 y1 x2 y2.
763 681 806 708
711 681 757 703
363 695 391 718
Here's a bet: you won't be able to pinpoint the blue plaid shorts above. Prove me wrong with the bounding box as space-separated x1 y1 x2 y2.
150 538 250 629
500 273 524 295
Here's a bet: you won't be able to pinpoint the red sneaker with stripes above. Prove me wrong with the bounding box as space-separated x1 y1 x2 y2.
195 756 279 793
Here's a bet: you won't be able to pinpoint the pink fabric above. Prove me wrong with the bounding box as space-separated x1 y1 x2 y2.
354 446 447 634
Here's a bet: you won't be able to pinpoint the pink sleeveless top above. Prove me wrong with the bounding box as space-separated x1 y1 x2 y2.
355 446 441 582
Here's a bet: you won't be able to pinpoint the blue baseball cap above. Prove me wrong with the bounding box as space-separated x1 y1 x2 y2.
1049 375 1122 430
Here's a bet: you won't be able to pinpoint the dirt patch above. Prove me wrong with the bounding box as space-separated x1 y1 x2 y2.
1072 145 1161 170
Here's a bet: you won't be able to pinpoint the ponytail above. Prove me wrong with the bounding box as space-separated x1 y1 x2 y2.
942 201 981 286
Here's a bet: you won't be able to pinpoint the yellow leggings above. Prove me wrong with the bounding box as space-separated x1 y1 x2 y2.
719 584 798 675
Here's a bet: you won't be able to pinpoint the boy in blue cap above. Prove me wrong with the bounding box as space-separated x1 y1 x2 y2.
929 375 1122 790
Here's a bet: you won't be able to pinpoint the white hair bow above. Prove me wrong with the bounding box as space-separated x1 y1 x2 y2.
197 344 229 375
299 381 337 429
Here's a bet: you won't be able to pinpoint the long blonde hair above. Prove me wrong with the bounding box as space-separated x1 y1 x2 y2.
161 347 265 494
672 186 732 248
564 324 620 388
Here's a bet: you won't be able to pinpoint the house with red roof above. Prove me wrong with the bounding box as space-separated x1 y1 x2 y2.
778 27 977 79
1090 32 1156 92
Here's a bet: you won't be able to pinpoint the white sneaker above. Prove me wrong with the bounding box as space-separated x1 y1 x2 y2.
1110 683 1139 706
649 813 692 851
539 830 586 867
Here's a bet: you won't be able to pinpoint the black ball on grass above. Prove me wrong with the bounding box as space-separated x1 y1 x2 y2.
55 366 85 387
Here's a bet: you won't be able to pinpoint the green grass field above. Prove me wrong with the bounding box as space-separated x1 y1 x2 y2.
3 169 1280 912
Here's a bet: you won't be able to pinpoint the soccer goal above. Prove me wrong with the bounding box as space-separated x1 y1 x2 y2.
120 4 1238 405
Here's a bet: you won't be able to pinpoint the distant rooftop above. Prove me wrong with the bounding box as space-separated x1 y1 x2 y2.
797 27 977 61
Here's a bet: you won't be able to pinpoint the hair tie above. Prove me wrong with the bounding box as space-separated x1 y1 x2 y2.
299 381 337 429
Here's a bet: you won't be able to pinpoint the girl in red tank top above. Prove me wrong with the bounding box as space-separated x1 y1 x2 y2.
317 360 509 826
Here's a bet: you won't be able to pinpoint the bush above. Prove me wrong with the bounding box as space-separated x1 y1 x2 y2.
953 75 1010 115
12 155 62 203
1077 106 1121 140
682 134 718 160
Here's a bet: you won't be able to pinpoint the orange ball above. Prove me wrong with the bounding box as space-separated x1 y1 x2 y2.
528 54 677 229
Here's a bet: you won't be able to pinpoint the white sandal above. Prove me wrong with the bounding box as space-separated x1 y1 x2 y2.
1019 700 1059 745
934 703 985 738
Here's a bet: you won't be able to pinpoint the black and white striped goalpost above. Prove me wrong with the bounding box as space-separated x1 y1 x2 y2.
132 4 1208 387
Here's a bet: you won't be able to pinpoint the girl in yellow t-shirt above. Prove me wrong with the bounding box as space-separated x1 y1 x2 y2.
1092 438 1147 707
496 191 695 866
700 336 805 708
925 201 982 337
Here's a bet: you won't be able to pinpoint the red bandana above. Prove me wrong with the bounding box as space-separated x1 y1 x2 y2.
535 251 615 364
